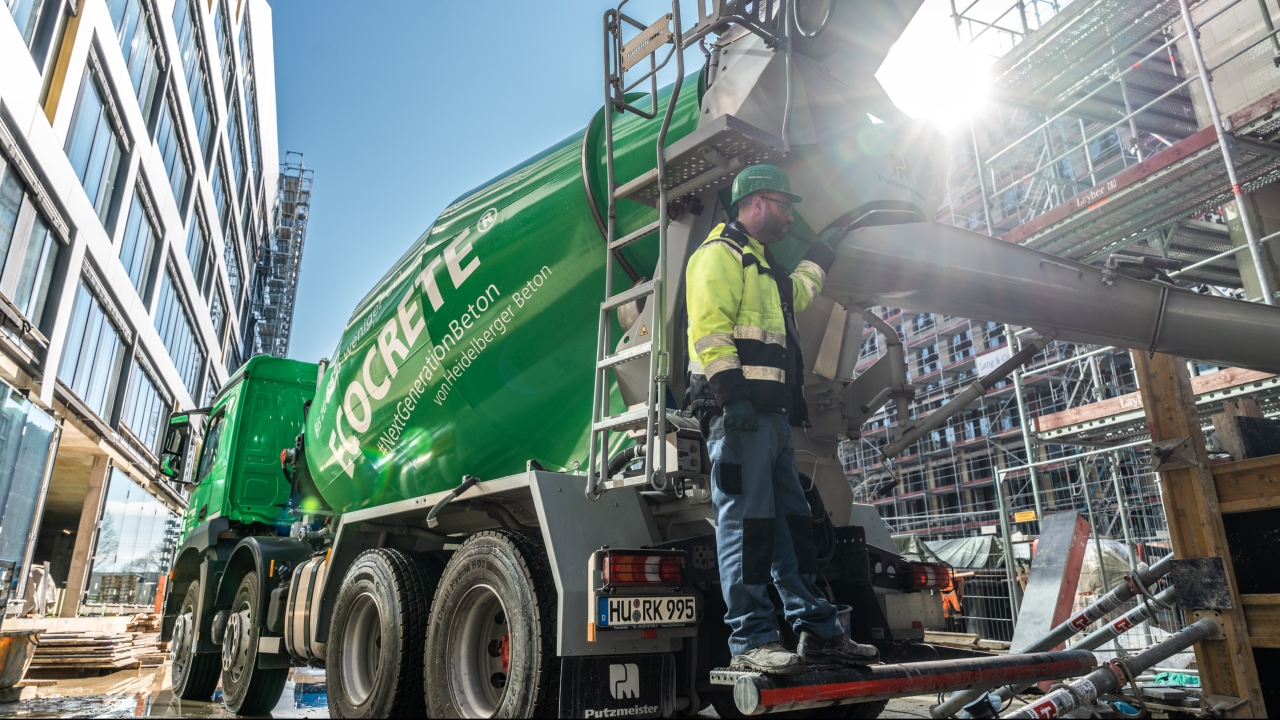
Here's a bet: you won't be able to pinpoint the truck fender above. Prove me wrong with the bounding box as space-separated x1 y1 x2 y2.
215 537 313 630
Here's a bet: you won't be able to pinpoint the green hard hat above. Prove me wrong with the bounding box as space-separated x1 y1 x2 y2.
730 164 802 206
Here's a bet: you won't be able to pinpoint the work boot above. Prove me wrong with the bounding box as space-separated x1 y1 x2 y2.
797 631 880 666
730 641 807 675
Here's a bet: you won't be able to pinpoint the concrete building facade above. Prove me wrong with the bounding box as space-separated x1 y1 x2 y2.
0 0 279 615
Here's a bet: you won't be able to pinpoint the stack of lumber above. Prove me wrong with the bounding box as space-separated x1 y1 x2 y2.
29 630 161 671
125 614 160 633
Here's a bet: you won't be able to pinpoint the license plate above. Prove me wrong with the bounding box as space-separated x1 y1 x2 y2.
598 595 696 628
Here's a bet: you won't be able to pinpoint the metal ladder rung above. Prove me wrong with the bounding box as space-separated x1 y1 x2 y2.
598 341 652 369
614 168 659 200
610 220 661 251
602 280 656 311
593 407 650 433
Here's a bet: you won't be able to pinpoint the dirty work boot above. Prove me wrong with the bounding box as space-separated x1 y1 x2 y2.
730 641 807 675
797 631 880 666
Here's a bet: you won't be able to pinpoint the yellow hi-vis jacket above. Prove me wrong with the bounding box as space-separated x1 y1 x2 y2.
685 221 835 422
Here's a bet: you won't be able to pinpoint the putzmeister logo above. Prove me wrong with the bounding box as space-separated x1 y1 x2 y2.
609 663 639 699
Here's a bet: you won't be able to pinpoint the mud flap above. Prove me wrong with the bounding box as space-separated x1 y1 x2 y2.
559 653 675 719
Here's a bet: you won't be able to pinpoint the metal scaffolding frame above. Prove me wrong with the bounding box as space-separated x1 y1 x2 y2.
250 152 313 359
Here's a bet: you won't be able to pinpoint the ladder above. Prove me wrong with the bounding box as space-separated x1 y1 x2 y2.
586 1 688 499
586 1 790 499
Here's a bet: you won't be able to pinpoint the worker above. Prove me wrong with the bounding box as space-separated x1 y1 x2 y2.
685 164 880 675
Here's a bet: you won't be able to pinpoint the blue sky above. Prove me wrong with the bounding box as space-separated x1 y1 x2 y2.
271 0 964 362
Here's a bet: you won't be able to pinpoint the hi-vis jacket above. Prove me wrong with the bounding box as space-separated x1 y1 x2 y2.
685 221 835 424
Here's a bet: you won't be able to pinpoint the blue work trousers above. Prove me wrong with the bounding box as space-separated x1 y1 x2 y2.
708 413 844 656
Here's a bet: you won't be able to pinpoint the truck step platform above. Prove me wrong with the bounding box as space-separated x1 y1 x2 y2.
710 649 1096 716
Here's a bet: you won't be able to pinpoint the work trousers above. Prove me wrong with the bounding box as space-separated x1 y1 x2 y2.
708 413 844 656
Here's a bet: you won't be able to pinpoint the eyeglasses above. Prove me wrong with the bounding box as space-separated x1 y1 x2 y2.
758 196 794 214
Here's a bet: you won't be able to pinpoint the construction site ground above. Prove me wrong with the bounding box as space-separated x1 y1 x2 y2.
0 664 1035 719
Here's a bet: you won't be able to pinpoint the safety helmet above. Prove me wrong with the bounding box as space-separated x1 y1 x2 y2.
730 164 802 207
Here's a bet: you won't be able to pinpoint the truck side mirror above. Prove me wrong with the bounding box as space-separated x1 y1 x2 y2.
159 414 194 480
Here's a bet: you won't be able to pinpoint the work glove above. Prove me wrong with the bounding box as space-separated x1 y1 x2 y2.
722 398 758 433
817 225 849 248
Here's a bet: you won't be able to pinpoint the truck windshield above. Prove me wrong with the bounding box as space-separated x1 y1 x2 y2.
195 413 226 484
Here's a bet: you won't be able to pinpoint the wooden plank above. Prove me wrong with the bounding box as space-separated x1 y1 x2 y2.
1131 352 1264 717
1211 399 1263 462
1242 594 1280 649
1212 455 1280 514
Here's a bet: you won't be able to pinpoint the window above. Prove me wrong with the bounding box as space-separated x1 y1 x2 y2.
213 0 235 96
211 155 230 232
224 230 240 300
209 287 225 341
184 214 207 288
154 269 205 397
228 101 246 194
195 411 224 483
65 69 123 224
121 362 165 453
155 97 188 205
118 190 156 295
107 0 161 118
7 0 46 47
950 329 973 363
85 469 179 607
916 343 939 376
59 282 126 419
172 0 215 158
238 16 260 183
0 165 61 329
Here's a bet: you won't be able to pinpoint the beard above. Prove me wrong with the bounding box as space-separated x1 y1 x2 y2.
758 210 792 244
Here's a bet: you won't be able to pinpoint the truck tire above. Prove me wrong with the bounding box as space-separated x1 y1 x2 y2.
424 530 558 718
327 548 443 718
221 571 288 715
171 580 220 700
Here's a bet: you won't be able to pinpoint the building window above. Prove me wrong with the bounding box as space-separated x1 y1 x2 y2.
209 287 224 341
85 468 178 608
154 268 205 397
118 189 156 296
213 0 234 96
172 0 215 159
155 96 189 206
0 165 62 330
211 154 229 232
58 282 126 419
121 362 165 454
184 213 207 288
229 101 246 194
6 0 46 47
224 228 240 301
65 69 123 224
238 17 261 184
107 0 161 119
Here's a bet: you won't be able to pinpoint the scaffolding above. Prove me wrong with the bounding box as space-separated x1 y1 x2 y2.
251 152 313 359
842 0 1280 645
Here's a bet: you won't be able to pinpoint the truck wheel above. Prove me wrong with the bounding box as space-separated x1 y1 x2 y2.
221 571 288 715
327 549 443 718
424 530 558 718
171 580 220 700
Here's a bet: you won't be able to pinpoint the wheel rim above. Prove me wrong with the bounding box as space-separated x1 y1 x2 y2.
222 603 252 683
446 584 510 717
172 611 193 682
341 592 383 707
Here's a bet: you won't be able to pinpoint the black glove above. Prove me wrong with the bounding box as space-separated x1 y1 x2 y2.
722 398 758 432
817 225 849 248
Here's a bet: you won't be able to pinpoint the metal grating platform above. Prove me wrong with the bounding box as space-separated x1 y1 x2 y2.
615 114 784 208
1002 127 1280 267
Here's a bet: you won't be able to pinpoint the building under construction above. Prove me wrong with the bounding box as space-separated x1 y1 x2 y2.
841 0 1280 644
249 152 312 358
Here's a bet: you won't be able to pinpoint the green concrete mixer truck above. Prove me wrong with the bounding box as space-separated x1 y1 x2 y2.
157 1 1280 718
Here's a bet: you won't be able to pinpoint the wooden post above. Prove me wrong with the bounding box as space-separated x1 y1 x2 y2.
60 455 110 618
1212 399 1264 461
1131 352 1264 715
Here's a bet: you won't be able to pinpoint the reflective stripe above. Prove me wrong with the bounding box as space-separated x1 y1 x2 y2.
694 333 735 354
733 325 786 347
703 356 742 378
688 359 704 375
743 365 786 383
796 259 826 286
706 238 743 262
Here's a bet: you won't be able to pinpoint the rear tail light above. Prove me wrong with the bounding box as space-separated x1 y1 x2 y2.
907 562 953 591
602 552 684 587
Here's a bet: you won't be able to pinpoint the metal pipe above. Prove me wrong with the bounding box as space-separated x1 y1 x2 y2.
1077 462 1110 592
1003 618 1219 719
1107 450 1140 575
1168 228 1280 277
728 649 1097 716
989 586 1177 707
1177 0 1277 305
992 472 1023 625
931 553 1173 717
1119 77 1144 162
1005 328 1046 526
1078 118 1097 187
